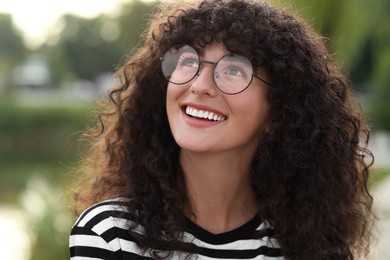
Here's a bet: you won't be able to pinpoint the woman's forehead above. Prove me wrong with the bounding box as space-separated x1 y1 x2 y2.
190 37 254 58
193 42 229 56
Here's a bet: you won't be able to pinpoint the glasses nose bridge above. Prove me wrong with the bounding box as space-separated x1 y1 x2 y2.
197 60 217 76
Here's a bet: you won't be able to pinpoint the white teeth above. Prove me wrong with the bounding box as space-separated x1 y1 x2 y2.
185 106 225 122
190 108 197 117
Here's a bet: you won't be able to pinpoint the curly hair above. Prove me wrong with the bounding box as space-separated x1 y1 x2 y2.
71 0 375 259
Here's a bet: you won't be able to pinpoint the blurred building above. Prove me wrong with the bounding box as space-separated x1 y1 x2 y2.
13 54 50 91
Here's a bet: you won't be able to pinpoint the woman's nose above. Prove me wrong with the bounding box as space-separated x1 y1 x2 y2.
189 63 218 97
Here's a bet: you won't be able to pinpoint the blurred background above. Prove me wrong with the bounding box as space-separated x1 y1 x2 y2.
0 0 389 259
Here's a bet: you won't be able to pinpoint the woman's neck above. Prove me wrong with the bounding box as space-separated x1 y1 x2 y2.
180 150 258 234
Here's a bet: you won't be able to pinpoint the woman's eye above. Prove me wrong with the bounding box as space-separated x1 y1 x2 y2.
178 54 199 68
226 66 244 76
183 59 199 67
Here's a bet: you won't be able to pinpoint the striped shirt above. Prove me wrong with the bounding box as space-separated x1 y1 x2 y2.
69 198 284 259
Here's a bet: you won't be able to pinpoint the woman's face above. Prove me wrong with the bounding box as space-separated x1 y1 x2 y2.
166 42 270 156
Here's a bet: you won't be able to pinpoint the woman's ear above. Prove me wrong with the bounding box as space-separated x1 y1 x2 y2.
264 123 270 134
263 117 272 135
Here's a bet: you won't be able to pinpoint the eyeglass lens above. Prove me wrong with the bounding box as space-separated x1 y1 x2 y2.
161 45 255 94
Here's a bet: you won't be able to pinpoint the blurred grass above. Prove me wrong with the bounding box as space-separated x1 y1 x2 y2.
0 101 91 204
0 103 90 161
370 167 390 188
0 162 71 204
0 100 93 259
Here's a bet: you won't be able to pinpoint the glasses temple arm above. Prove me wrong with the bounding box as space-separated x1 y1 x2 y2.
254 75 272 86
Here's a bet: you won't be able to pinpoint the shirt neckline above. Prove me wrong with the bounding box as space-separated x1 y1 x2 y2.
184 214 261 245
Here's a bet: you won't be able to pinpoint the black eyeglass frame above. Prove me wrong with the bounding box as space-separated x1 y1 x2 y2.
160 44 271 95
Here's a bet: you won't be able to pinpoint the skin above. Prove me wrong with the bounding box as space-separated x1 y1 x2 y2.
166 42 271 234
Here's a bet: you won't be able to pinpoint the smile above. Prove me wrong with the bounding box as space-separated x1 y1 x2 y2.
185 106 226 122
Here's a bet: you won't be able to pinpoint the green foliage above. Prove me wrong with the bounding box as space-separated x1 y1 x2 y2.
0 102 89 258
21 176 73 260
370 167 390 188
368 49 390 131
0 103 89 162
0 102 90 203
0 13 27 93
0 13 26 64
287 0 343 38
367 1 390 132
278 0 390 131
53 14 123 80
283 0 371 80
29 208 71 260
116 0 159 56
40 0 158 83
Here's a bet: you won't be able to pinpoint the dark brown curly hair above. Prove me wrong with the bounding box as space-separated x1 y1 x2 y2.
71 0 375 259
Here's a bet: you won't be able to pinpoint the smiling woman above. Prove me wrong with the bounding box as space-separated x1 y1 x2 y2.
0 0 123 48
69 0 375 259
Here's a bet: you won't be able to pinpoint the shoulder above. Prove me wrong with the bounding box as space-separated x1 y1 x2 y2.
70 198 152 259
72 197 130 231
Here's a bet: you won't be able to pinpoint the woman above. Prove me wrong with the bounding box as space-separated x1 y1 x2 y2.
69 0 375 259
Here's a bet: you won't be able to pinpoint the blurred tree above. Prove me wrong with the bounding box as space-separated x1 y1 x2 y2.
116 0 158 56
40 0 158 85
285 0 371 88
279 0 390 131
0 14 26 64
49 14 123 81
0 13 26 93
366 0 390 131
287 0 343 38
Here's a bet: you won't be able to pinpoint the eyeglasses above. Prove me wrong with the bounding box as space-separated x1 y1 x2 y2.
160 44 271 95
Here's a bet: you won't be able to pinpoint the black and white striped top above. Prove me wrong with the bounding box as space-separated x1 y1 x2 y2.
69 198 284 259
